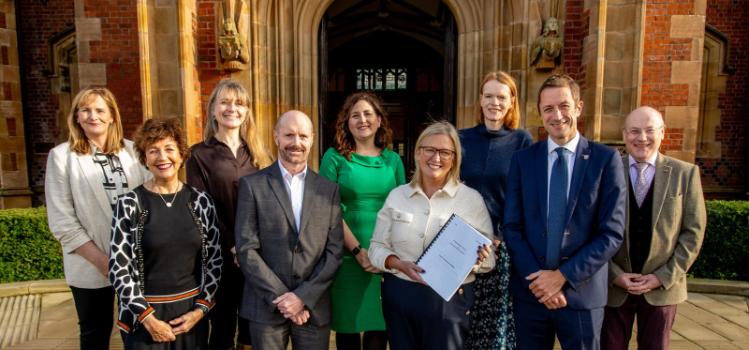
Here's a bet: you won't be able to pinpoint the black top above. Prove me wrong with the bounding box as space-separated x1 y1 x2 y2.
186 137 258 254
459 124 533 236
628 180 655 274
138 185 202 295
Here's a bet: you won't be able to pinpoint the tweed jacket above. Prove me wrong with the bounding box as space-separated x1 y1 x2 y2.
608 153 706 306
45 140 147 288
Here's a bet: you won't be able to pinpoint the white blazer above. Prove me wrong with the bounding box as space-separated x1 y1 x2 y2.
45 140 147 288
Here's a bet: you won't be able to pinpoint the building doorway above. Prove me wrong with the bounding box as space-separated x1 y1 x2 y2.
319 0 457 175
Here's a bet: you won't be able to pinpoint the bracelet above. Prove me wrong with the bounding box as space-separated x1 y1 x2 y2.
351 245 363 256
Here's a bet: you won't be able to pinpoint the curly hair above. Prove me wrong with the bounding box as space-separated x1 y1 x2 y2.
333 92 393 160
474 71 521 129
133 117 190 167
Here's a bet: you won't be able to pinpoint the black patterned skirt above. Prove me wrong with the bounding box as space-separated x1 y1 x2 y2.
464 243 517 350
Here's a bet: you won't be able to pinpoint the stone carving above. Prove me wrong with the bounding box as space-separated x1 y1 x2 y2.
530 17 563 70
218 0 249 71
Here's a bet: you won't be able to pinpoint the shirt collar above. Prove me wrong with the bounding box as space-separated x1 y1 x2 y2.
408 179 460 198
278 161 308 180
628 153 657 168
547 132 580 155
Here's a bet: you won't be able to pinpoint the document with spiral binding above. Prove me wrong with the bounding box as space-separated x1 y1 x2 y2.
416 214 492 301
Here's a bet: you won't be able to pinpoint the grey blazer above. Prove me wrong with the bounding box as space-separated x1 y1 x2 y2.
45 140 148 288
235 161 343 326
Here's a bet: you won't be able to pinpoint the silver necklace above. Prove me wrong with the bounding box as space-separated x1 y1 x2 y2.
154 182 182 208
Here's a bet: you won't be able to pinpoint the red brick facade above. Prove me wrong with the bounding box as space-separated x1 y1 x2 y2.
197 0 229 122
17 0 74 200
640 0 695 153
82 0 142 137
699 0 749 195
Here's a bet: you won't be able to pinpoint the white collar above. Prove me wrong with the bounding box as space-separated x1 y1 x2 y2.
547 132 580 155
278 161 308 179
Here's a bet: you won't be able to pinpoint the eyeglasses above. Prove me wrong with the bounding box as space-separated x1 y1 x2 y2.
419 146 455 160
624 126 663 137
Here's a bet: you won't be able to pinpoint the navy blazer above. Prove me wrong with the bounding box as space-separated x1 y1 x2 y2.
503 136 626 309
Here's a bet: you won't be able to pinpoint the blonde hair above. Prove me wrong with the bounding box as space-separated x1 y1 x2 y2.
411 121 462 188
475 71 521 129
67 87 124 155
204 79 273 168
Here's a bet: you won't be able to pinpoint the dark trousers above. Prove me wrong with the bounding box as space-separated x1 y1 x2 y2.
601 294 677 350
70 285 114 350
381 274 474 350
249 320 330 350
513 297 603 350
209 262 252 349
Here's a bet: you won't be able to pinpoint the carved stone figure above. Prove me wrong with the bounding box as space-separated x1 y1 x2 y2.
530 17 563 70
219 0 249 71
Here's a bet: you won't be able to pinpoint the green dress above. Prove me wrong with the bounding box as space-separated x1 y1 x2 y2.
320 147 406 333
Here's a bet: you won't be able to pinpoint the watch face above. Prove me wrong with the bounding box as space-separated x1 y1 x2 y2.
352 246 361 256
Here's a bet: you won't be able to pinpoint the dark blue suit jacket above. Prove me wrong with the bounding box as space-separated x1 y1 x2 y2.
503 136 626 310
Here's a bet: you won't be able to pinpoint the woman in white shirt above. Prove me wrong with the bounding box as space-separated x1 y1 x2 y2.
368 121 494 350
45 87 147 350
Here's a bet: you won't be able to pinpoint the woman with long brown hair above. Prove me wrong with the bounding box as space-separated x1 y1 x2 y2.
319 92 405 350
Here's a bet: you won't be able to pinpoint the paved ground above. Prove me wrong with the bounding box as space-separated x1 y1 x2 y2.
3 291 748 349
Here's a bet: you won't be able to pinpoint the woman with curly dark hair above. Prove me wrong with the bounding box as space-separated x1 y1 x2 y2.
109 117 222 349
319 92 405 350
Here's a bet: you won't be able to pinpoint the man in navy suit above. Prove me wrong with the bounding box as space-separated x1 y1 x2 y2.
503 74 627 349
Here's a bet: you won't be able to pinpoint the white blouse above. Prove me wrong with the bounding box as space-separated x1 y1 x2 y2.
368 180 494 283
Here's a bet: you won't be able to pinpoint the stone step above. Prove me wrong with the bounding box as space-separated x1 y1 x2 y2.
0 294 40 349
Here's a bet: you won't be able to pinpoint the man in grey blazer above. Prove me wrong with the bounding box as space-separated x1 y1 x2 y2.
602 106 706 350
235 110 344 350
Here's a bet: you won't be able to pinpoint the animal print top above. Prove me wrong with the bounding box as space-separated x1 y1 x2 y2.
109 184 223 333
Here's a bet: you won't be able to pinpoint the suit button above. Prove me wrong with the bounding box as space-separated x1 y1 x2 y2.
538 256 545 262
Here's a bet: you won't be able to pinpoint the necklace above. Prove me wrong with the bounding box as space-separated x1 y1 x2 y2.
153 182 182 208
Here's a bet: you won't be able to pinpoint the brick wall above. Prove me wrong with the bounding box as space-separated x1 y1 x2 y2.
562 0 589 134
640 1 696 154
17 0 74 201
82 0 142 137
196 0 229 125
699 0 749 196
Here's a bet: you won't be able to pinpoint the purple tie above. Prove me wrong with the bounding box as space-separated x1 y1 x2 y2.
634 162 648 207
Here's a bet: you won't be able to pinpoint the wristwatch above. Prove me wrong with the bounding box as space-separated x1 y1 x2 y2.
351 245 363 256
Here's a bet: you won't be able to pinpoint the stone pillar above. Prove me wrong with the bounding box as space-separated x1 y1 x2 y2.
0 0 31 208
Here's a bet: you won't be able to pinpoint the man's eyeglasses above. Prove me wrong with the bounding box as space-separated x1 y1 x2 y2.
419 146 455 160
624 126 663 137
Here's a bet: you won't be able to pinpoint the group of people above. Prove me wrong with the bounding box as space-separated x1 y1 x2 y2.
45 71 706 350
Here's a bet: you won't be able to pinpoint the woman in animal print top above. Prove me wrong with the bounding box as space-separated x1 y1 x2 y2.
109 117 222 349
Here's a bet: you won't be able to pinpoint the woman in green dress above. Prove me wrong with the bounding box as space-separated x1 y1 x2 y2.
320 92 405 350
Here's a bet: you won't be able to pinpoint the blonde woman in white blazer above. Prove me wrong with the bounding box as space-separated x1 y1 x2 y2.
45 87 147 350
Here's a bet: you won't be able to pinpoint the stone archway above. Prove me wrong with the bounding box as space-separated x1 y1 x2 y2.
241 0 537 167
